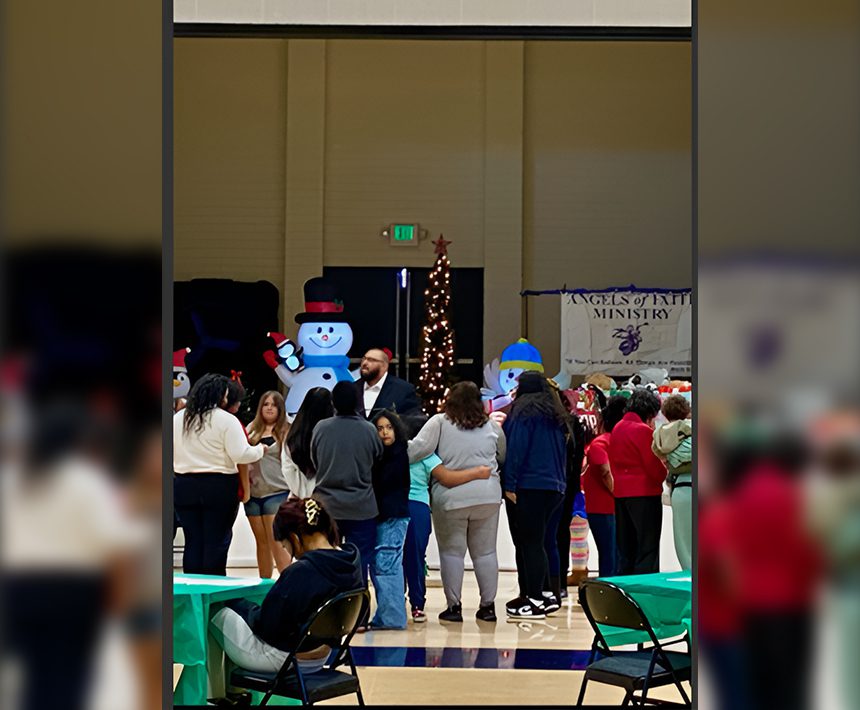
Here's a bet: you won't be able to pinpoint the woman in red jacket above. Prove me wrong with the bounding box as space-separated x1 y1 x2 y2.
608 389 667 574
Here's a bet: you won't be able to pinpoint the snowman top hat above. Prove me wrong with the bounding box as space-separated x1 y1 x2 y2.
173 347 190 371
295 277 347 324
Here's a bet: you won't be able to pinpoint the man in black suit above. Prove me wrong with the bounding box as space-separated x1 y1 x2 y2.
356 347 422 419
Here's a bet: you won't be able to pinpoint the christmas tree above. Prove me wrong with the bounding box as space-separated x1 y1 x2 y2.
417 235 455 414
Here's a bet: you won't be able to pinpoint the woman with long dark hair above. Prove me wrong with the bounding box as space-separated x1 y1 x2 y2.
367 410 411 629
408 381 505 623
173 373 266 575
243 390 291 577
284 387 334 499
501 372 570 619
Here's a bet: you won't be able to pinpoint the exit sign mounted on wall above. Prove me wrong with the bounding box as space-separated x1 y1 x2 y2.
385 223 421 246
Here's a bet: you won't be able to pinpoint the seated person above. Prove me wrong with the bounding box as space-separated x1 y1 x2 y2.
211 497 363 676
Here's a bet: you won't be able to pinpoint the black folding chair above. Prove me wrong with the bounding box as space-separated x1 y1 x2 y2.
229 588 370 706
576 580 691 707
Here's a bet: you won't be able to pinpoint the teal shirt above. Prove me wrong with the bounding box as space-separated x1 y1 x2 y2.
409 453 442 506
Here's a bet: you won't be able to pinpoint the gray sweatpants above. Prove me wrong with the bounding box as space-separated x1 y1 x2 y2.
432 502 500 608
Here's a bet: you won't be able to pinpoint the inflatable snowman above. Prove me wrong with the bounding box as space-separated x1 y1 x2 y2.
482 338 544 413
263 277 359 416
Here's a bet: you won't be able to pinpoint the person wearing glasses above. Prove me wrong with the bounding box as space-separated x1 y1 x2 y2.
355 347 422 419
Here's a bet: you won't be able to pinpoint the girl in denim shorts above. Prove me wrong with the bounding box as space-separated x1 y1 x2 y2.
244 391 293 576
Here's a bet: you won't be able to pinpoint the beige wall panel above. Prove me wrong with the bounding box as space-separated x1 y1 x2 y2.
482 42 526 364
283 40 327 328
523 41 691 375
3 0 161 242
323 40 486 268
174 39 287 291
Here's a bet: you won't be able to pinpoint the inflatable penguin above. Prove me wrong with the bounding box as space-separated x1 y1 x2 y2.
173 347 191 400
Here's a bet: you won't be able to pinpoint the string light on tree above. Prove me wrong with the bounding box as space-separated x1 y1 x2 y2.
417 234 456 414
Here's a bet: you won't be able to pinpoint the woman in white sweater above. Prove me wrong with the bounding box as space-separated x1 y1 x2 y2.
408 382 506 623
174 373 266 575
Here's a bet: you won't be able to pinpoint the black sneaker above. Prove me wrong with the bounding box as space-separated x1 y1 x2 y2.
506 598 546 620
475 603 497 622
505 596 527 615
438 604 463 622
542 591 562 614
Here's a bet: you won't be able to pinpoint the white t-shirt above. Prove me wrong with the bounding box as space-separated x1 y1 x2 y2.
363 372 388 417
173 408 265 474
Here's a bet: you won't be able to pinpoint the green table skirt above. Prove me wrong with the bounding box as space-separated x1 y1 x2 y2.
594 571 692 646
174 574 298 706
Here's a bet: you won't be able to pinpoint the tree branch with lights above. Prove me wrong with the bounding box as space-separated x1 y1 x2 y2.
417 235 456 415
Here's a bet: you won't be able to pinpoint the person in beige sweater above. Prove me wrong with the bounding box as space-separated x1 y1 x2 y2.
652 395 692 569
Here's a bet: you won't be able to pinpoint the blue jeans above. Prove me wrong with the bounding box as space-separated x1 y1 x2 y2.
370 517 410 629
336 518 377 587
588 512 616 577
404 501 432 610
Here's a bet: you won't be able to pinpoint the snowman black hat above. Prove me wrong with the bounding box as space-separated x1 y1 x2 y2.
295 276 347 324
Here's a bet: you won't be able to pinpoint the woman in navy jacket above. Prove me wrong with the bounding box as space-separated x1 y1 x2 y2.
502 372 570 620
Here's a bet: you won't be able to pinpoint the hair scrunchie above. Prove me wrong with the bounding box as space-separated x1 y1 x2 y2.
304 498 321 526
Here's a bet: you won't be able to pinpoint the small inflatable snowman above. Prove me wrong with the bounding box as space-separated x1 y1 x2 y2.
482 338 544 413
263 277 359 416
173 347 191 400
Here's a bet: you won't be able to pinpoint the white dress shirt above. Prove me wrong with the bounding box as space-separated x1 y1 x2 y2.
363 371 388 417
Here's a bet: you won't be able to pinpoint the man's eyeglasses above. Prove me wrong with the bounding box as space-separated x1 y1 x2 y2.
361 356 387 363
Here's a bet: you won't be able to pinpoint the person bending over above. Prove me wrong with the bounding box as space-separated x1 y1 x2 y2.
210 497 363 677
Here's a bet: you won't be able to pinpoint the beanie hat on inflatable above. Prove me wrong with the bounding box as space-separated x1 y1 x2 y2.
499 338 544 373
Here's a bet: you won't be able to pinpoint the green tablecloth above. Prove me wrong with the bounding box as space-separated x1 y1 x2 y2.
594 571 692 646
174 573 286 706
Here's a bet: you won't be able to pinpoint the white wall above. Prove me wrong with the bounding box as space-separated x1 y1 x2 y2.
175 0 691 27
221 501 681 574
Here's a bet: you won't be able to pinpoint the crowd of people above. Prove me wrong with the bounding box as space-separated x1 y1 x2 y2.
173 346 693 677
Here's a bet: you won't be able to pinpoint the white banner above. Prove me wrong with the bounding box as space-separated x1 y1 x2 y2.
560 288 692 376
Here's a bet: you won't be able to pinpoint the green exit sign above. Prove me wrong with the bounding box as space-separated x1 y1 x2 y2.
389 223 420 246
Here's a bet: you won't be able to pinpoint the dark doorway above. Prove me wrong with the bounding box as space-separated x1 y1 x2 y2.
323 266 483 388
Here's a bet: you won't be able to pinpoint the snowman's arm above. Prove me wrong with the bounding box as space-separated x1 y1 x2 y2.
551 369 571 390
275 364 298 387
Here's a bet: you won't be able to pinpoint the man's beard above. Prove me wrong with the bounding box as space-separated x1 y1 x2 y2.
360 366 381 383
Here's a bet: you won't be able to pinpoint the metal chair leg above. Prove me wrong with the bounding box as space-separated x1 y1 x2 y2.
575 676 589 707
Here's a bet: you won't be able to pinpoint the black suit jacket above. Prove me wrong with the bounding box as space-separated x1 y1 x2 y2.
356 375 422 420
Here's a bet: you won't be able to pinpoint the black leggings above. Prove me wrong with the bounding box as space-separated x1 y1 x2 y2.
515 489 564 600
504 495 527 597
174 473 240 576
